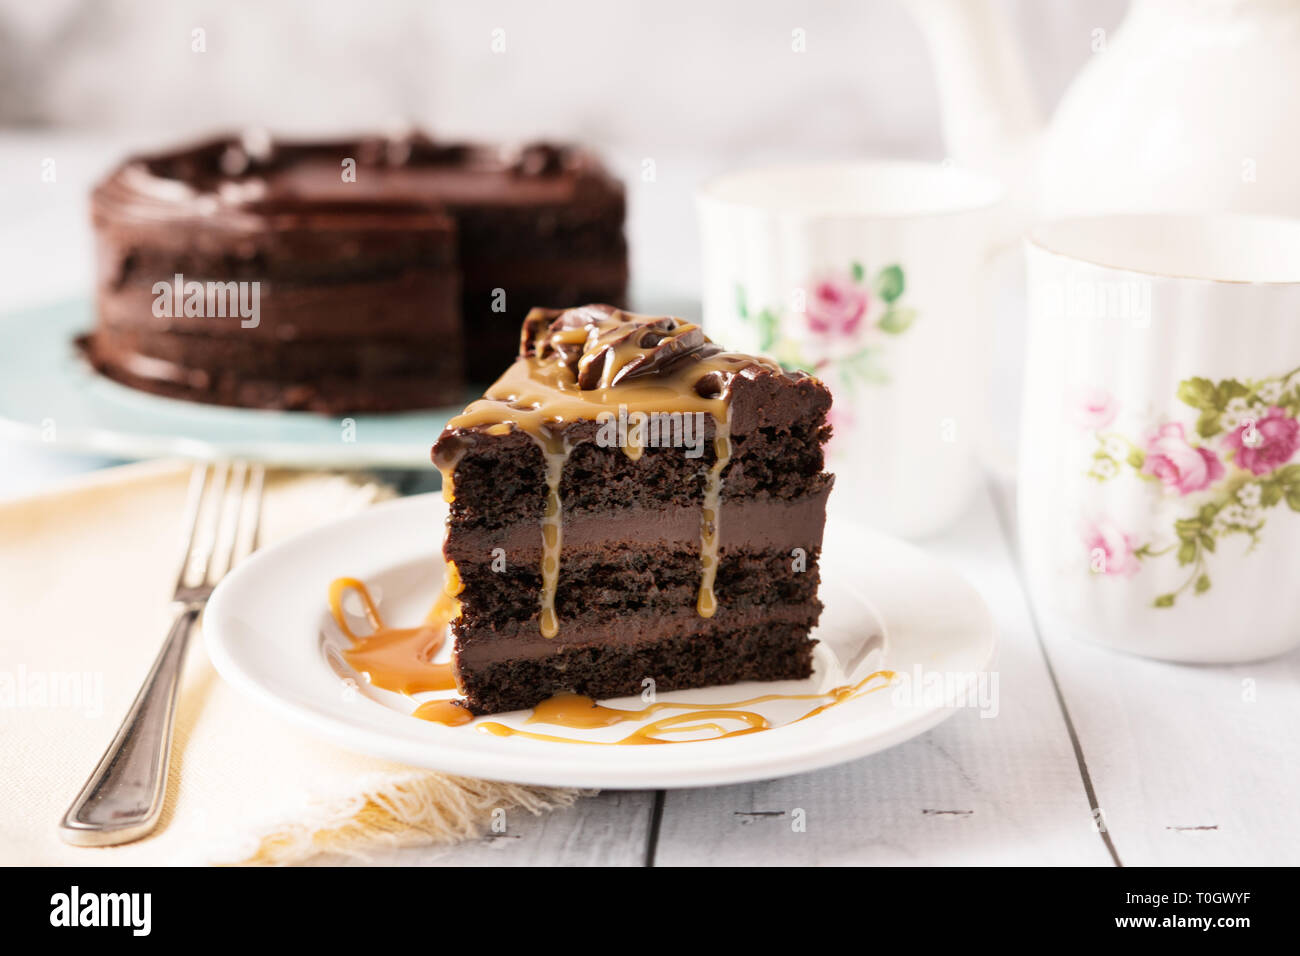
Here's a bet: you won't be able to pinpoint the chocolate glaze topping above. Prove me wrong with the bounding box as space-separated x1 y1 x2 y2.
436 304 780 460
519 305 722 390
94 131 619 231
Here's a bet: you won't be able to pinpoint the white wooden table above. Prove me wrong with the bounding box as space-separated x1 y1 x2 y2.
3 133 1297 867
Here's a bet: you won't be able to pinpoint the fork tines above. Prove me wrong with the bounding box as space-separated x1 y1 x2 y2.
174 461 265 602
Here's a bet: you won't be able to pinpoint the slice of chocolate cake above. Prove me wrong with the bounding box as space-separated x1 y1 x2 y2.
432 304 833 715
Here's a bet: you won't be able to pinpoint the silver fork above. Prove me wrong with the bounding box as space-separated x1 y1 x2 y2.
59 461 265 846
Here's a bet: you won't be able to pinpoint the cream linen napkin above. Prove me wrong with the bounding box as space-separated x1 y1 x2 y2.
0 459 582 865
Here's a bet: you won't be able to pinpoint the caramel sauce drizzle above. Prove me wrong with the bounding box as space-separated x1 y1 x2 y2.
539 448 565 638
411 698 474 726
697 423 731 618
328 575 462 696
479 710 768 745
476 670 895 745
434 306 777 639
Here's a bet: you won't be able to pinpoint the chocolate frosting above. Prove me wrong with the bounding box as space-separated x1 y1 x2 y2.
520 304 724 390
432 304 819 475
92 130 623 234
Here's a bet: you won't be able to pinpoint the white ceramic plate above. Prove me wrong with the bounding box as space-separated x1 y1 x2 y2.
205 494 996 788
0 300 466 467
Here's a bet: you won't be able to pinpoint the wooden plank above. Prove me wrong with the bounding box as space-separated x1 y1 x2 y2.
990 479 1300 866
653 482 1112 865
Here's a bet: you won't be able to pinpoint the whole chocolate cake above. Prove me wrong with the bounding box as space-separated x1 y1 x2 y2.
84 132 627 412
433 304 834 715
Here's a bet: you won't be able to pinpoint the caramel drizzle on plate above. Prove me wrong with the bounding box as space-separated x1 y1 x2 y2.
474 671 895 745
327 574 894 746
434 306 772 638
410 699 474 726
479 709 770 746
328 575 462 697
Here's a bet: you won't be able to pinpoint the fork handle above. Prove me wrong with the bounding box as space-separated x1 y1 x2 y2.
58 604 201 846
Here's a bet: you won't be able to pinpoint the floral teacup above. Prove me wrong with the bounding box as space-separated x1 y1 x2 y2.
698 161 1006 536
1021 214 1300 662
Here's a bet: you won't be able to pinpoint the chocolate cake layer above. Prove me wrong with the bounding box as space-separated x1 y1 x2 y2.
456 621 817 716
83 327 463 413
94 270 462 342
439 388 832 534
454 556 824 659
87 133 627 412
84 263 463 412
433 305 834 716
446 491 829 562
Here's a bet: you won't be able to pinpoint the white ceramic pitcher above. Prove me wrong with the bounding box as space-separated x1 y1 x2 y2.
907 0 1300 219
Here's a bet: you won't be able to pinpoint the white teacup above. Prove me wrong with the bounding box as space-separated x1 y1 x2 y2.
1021 214 1300 662
698 161 1005 537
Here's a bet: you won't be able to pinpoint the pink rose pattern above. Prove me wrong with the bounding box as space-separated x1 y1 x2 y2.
1222 406 1300 476
1069 386 1119 431
1084 368 1300 607
735 262 914 388
1082 518 1141 578
1141 423 1224 494
806 276 868 337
